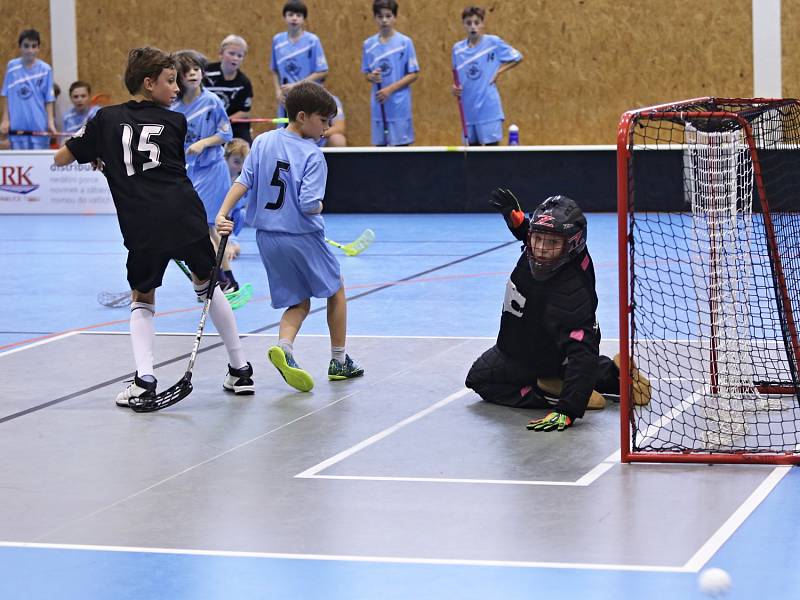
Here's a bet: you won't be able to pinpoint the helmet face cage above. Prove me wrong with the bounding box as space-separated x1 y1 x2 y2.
525 195 587 280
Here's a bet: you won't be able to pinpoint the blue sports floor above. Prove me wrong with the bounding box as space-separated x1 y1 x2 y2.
0 213 798 599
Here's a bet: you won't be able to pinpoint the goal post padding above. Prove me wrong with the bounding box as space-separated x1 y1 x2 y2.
617 97 800 464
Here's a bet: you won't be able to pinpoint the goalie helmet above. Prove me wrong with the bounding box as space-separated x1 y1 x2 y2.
526 195 587 281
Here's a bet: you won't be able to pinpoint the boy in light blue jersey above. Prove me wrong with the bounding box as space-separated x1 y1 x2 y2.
62 81 100 134
271 1 329 121
362 0 420 146
171 50 243 294
0 29 56 149
215 82 364 392
452 6 522 146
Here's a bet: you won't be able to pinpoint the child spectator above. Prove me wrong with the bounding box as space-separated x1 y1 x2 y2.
270 1 329 120
215 82 363 392
1 29 57 149
318 91 346 147
361 0 419 146
224 138 251 261
171 50 242 295
62 80 100 134
204 35 254 143
452 6 522 146
53 47 253 405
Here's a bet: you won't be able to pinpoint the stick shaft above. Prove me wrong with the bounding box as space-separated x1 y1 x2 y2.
186 236 228 374
452 68 469 145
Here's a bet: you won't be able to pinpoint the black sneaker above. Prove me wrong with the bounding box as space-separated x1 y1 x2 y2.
116 373 157 407
223 362 255 395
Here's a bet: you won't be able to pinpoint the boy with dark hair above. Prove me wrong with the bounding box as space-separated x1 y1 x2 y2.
1 28 57 149
465 189 651 431
204 35 254 143
53 47 254 407
62 81 100 134
452 6 522 146
362 0 420 146
171 49 244 297
215 82 364 392
271 1 329 120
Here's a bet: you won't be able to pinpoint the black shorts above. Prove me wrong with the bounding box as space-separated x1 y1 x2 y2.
126 237 215 293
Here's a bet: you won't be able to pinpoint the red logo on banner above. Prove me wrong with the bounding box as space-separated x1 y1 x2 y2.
0 165 39 194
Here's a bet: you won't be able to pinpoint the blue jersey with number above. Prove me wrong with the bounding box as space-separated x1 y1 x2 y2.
271 31 328 83
452 35 521 125
1 58 55 130
170 89 232 169
62 104 99 133
361 32 419 123
238 128 326 234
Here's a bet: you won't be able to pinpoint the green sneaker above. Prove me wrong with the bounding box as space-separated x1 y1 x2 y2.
268 346 314 392
328 354 365 380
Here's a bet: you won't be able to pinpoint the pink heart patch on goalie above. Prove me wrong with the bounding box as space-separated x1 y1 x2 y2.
570 329 585 342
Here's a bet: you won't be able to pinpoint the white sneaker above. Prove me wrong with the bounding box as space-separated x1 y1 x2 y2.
116 374 157 407
223 362 255 395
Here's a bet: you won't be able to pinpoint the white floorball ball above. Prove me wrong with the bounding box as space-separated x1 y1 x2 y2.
698 567 732 596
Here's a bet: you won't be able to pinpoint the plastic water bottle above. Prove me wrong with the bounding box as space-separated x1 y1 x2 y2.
508 123 519 145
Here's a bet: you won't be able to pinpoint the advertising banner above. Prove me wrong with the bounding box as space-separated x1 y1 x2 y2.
0 150 114 214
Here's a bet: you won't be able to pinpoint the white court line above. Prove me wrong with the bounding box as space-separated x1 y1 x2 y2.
0 331 79 358
683 465 792 572
296 389 620 487
78 331 497 340
0 540 689 573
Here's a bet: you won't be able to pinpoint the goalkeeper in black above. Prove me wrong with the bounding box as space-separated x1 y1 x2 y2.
465 189 648 431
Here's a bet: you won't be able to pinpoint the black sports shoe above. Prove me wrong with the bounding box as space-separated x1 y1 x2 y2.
223 362 255 395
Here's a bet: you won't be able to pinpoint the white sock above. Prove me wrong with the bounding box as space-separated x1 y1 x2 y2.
279 339 294 356
130 302 156 378
195 282 246 368
331 346 346 363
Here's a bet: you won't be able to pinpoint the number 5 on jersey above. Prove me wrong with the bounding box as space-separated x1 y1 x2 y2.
121 124 164 176
267 160 290 210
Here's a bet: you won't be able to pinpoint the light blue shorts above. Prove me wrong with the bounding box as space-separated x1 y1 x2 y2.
255 229 342 309
372 119 414 146
10 134 50 150
188 160 230 225
467 120 503 145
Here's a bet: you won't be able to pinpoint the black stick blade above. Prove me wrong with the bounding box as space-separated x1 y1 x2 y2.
129 373 193 413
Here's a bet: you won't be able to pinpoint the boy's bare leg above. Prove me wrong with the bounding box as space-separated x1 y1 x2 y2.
268 299 314 392
327 286 347 348
326 285 364 380
279 299 311 343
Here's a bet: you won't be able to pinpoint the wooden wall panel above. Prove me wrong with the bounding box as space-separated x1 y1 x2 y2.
0 1 52 70
783 0 800 98
71 0 753 146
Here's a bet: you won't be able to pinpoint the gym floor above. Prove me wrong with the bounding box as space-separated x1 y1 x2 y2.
0 214 797 599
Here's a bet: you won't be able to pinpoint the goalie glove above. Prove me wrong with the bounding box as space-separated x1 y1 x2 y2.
489 188 526 230
526 411 573 432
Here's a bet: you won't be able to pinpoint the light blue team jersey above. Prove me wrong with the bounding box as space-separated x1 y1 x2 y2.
1 58 55 130
170 89 232 169
239 128 326 234
62 104 99 133
452 35 522 125
271 31 328 83
318 94 344 147
361 32 419 122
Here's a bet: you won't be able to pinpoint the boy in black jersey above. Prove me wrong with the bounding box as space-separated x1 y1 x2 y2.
53 47 254 407
465 189 650 432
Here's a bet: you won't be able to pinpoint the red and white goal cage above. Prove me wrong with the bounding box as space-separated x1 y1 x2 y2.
617 97 800 464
